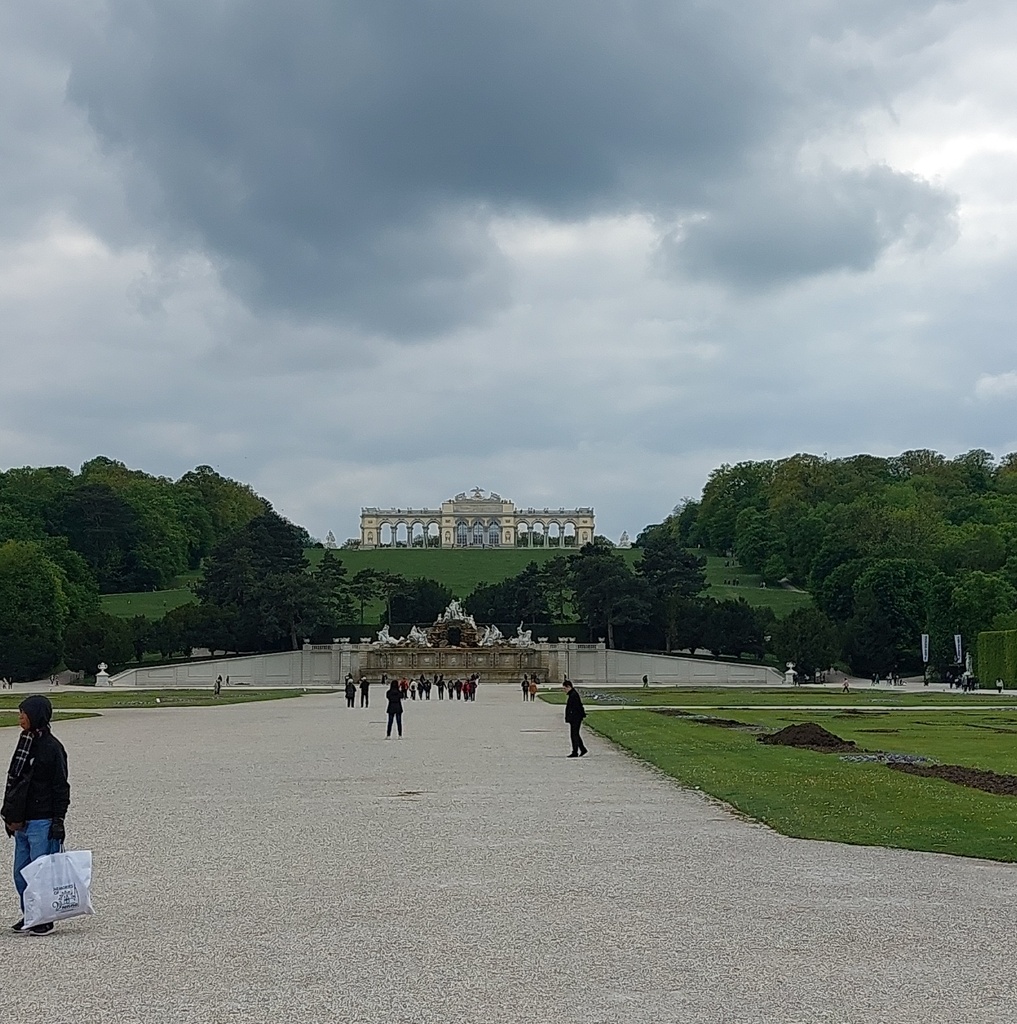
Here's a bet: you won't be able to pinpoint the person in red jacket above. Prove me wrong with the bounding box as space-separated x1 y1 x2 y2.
2 695 70 936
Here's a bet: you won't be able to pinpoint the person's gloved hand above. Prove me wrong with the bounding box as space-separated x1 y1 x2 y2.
49 817 65 842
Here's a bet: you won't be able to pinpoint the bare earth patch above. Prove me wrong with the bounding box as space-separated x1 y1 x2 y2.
888 763 1017 796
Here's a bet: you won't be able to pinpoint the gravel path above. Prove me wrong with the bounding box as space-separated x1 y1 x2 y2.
2 686 1015 1023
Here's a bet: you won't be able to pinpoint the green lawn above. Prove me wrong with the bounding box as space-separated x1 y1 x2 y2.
703 554 813 615
587 707 1017 861
0 689 329 711
540 686 1017 707
101 587 197 619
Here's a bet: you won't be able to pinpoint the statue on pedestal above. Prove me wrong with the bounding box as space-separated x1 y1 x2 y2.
508 622 534 647
408 625 431 647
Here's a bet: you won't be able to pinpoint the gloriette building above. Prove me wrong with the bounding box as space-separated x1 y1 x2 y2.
359 488 595 549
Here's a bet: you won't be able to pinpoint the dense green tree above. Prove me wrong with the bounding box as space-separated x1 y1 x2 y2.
466 562 550 623
350 568 384 623
635 525 707 599
770 606 839 678
845 559 933 675
63 611 134 675
315 549 355 625
0 541 69 680
571 543 652 648
389 578 455 625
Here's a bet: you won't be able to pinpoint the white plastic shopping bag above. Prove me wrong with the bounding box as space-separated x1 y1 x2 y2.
20 850 94 928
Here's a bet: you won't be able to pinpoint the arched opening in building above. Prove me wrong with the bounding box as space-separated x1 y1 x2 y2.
410 521 425 547
547 521 562 547
516 522 530 547
427 522 440 547
563 522 577 547
380 523 393 547
488 522 500 547
395 522 409 548
531 522 545 547
456 520 469 547
472 520 485 547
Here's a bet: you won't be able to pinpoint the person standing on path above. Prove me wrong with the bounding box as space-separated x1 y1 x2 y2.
359 677 371 708
2 695 70 936
344 678 357 707
562 681 588 758
521 677 529 702
528 678 538 702
385 680 404 738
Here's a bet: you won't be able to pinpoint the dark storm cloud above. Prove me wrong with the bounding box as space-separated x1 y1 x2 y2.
58 0 954 333
666 165 958 287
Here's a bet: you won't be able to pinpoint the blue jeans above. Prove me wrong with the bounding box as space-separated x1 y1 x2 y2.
14 819 60 912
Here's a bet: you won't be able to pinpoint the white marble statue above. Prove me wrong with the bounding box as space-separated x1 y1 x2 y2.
440 599 469 622
508 622 534 647
375 625 404 646
408 625 431 646
479 624 505 646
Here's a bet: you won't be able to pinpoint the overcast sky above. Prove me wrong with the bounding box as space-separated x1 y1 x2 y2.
3 1 1016 541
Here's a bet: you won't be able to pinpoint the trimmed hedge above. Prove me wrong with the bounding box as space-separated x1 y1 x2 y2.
977 629 1017 687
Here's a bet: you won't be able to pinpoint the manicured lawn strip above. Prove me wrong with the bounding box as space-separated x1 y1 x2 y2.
703 555 814 615
540 686 1017 707
0 689 329 711
711 709 1017 775
587 709 1017 861
101 588 196 619
0 712 99 727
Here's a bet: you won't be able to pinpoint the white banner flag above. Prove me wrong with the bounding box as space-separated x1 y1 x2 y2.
954 633 963 665
921 633 930 664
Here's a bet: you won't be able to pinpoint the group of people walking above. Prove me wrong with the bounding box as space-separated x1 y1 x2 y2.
342 673 480 710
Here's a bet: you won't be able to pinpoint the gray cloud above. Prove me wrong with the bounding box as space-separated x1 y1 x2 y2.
58 1 952 332
665 164 958 287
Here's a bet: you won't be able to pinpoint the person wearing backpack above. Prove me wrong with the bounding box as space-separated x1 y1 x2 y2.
2 695 70 936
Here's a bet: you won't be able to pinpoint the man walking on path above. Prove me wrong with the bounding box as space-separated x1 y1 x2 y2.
359 677 371 708
563 681 588 758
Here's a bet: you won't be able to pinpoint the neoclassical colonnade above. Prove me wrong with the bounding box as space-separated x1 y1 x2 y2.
360 491 595 550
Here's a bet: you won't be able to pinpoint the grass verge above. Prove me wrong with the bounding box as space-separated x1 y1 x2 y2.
588 707 1017 861
0 712 99 727
0 689 330 711
540 686 1017 707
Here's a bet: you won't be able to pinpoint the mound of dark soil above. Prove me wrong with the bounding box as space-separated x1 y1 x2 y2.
888 762 1017 796
758 722 857 753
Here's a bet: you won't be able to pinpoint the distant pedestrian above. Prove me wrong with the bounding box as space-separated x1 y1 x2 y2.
528 679 538 702
359 678 371 708
521 677 529 702
642 674 649 688
344 679 356 707
437 678 445 700
386 681 404 738
562 681 588 758
997 677 1004 694
213 676 222 697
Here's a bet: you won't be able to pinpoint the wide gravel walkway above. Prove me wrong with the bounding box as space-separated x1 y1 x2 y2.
2 686 1015 1023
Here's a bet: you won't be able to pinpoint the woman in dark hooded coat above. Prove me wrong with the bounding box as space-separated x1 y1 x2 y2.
2 695 70 935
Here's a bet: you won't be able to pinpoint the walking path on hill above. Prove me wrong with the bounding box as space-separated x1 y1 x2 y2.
2 687 1014 1023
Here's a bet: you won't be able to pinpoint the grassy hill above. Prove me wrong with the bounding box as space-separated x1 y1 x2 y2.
101 547 812 621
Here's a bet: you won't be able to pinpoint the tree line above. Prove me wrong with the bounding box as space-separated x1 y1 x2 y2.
677 448 1017 676
0 458 269 679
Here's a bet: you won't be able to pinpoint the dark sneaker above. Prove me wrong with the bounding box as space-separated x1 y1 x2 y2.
28 922 54 936
11 918 27 934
